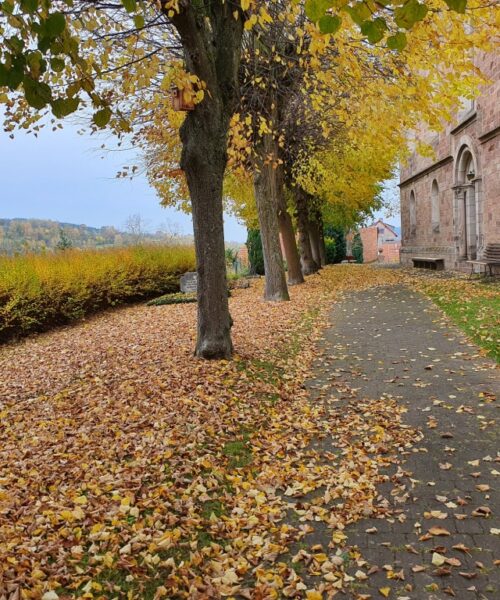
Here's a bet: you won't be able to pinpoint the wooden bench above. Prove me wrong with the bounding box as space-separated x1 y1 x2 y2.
411 257 445 271
467 243 500 277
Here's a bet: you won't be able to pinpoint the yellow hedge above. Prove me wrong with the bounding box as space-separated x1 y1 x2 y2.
0 245 196 342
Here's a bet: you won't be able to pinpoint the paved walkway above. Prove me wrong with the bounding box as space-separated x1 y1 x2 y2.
305 285 499 599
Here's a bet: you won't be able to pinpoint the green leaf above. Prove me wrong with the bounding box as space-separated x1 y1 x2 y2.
23 76 52 109
387 32 408 50
344 2 372 26
0 64 8 87
360 18 387 43
44 12 66 38
121 0 136 13
304 0 334 23
133 14 145 29
93 107 112 128
51 96 80 118
394 0 428 30
51 57 65 72
66 81 81 97
6 35 25 54
1 1 15 15
444 0 467 13
318 14 341 34
7 63 24 91
20 0 38 12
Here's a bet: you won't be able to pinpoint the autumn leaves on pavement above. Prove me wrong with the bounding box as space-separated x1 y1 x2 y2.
0 266 498 599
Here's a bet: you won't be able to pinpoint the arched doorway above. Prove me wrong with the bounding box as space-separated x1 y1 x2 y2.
454 145 480 261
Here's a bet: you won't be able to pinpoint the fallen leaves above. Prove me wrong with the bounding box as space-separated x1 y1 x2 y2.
428 526 451 537
0 266 414 599
1 266 497 598
431 552 446 566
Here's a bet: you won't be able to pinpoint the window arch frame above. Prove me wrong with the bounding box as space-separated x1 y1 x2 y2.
431 179 440 233
409 189 417 237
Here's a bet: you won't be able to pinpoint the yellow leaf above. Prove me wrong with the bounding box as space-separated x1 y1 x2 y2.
379 588 391 598
60 510 74 522
306 592 323 600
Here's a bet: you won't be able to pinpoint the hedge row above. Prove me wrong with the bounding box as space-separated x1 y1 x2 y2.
0 245 196 342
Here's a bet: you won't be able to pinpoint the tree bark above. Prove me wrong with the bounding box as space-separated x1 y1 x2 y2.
294 188 319 275
171 2 244 359
319 231 327 267
276 167 304 286
254 136 290 301
308 218 322 269
181 118 233 359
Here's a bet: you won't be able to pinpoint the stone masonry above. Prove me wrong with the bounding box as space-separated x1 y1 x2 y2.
400 51 499 272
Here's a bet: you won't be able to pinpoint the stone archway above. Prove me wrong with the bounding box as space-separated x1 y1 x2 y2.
453 141 482 261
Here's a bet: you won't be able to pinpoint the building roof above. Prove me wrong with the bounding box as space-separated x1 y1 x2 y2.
361 219 400 239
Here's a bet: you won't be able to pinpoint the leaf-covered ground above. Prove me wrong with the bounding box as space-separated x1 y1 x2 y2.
0 266 497 600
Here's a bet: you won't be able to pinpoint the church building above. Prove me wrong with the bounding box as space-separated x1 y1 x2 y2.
400 52 499 271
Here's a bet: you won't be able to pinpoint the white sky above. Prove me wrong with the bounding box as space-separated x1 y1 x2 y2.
1 120 399 242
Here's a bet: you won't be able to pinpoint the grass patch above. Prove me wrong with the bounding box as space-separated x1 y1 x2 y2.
201 499 226 520
147 292 197 306
223 438 253 469
421 279 499 362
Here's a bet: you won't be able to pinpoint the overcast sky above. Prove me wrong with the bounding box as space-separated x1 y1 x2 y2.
1 121 399 243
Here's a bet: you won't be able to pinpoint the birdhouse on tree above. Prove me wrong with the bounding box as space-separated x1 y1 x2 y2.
171 87 195 112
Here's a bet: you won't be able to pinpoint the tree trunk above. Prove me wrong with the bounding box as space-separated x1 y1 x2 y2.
276 167 304 286
172 3 244 359
319 231 327 267
181 116 233 359
317 212 327 267
294 188 318 275
308 218 322 269
254 137 289 301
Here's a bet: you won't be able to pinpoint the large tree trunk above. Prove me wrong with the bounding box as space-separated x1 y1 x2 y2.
294 188 319 275
254 153 290 301
181 116 233 359
172 3 244 359
276 167 304 286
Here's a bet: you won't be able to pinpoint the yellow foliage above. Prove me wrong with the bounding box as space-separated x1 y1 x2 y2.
0 245 195 341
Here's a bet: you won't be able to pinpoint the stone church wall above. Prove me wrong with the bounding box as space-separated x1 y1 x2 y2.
400 51 499 271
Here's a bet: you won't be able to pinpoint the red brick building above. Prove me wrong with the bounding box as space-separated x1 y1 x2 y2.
400 51 499 271
360 219 401 263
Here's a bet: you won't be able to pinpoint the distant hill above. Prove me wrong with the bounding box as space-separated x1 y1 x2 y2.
0 218 195 254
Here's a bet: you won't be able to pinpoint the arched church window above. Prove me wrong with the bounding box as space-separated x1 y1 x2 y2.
409 190 416 236
431 180 440 232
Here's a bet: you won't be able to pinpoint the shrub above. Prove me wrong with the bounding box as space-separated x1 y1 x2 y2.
323 225 346 264
352 232 364 264
0 245 195 342
247 229 265 275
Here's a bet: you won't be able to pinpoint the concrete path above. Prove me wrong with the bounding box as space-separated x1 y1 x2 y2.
306 284 499 599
